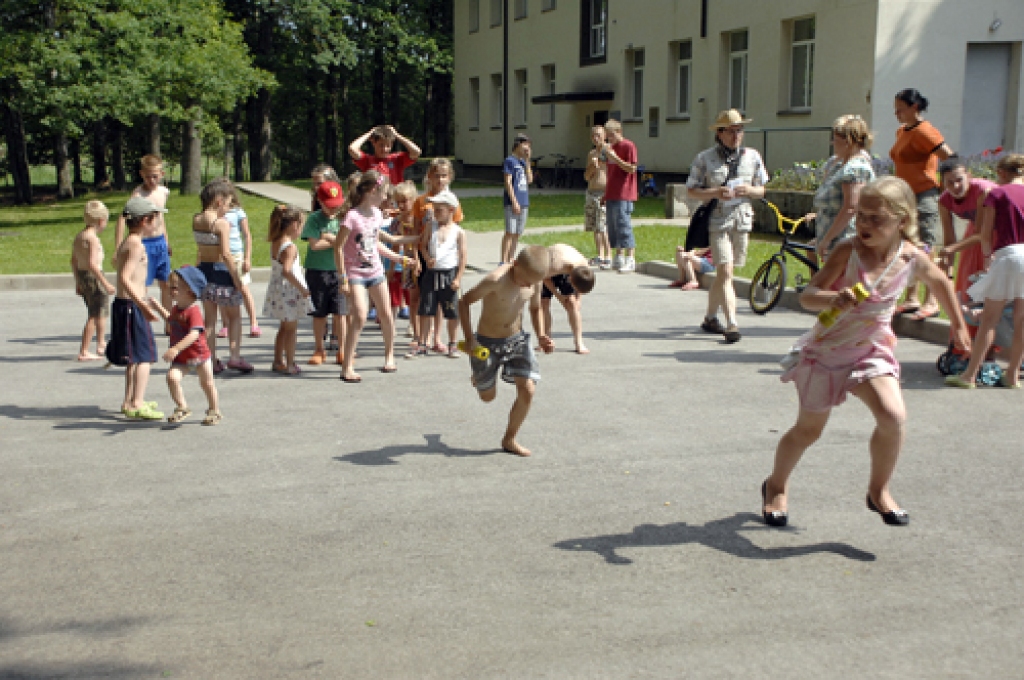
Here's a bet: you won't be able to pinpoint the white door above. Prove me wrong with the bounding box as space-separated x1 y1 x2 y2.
960 43 1012 155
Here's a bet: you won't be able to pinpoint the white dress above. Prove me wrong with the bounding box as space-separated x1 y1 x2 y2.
263 240 310 322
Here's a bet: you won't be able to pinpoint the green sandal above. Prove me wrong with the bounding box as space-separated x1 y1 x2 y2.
125 404 165 420
122 401 158 415
944 375 976 389
998 375 1022 389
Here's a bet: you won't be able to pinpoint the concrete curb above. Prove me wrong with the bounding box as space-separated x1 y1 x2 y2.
638 259 951 347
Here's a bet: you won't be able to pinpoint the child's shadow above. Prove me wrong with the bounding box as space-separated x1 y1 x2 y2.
0 404 137 436
334 433 500 466
553 512 876 565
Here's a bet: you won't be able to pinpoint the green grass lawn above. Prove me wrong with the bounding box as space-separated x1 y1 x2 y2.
0 190 281 275
281 178 487 192
459 195 665 232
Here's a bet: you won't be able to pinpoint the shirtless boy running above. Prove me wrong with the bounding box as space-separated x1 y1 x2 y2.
459 246 550 457
534 244 596 355
116 155 172 331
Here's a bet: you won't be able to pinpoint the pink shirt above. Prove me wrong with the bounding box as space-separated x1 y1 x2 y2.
939 178 996 223
342 206 386 282
985 184 1024 252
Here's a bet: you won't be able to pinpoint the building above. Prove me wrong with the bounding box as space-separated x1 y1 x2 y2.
453 0 1024 181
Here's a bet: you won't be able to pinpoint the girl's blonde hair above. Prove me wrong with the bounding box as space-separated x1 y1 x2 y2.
267 204 305 242
424 158 454 194
345 171 362 194
84 200 109 226
832 114 873 150
342 170 384 219
859 176 920 245
996 153 1024 178
393 180 418 202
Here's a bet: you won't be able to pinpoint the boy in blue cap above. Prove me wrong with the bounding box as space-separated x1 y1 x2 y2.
149 265 222 425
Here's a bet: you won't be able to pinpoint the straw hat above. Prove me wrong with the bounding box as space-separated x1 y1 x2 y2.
709 109 753 131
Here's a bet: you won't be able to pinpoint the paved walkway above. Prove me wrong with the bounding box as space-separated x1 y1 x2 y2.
1 260 1022 676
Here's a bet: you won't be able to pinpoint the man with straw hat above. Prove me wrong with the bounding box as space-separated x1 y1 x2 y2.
686 109 768 343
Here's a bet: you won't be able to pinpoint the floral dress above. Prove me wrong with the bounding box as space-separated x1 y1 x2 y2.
782 242 917 412
812 153 875 251
263 240 309 322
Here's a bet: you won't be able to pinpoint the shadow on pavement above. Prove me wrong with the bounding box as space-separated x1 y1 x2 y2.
0 404 142 435
553 512 876 565
334 433 500 466
6 335 82 346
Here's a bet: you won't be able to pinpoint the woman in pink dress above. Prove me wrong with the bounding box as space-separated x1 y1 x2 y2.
762 177 969 528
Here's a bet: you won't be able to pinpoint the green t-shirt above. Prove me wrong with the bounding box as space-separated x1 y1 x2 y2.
302 210 340 271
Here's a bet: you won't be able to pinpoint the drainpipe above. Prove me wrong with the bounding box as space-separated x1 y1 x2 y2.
503 0 509 158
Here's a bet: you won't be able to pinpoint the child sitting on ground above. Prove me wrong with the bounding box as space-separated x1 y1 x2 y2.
533 243 595 355
264 204 311 375
408 189 467 358
71 200 116 361
149 266 221 425
106 197 166 420
459 245 550 456
670 246 714 290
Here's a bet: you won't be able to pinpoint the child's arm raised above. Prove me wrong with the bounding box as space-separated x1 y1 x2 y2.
390 126 422 161
916 250 971 352
348 129 373 162
798 241 855 313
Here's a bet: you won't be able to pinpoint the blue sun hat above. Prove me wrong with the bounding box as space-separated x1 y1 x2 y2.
174 265 207 299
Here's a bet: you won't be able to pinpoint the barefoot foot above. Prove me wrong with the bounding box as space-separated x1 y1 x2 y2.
574 345 590 355
501 437 531 457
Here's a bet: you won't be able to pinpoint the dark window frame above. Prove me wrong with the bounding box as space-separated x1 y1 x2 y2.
579 0 608 67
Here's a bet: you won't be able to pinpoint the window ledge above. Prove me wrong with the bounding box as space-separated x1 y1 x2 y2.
468 126 480 132
490 125 503 130
666 115 691 122
540 123 556 128
621 117 644 124
514 124 529 130
777 108 812 116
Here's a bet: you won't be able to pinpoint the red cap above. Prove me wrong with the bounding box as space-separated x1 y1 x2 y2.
316 181 345 210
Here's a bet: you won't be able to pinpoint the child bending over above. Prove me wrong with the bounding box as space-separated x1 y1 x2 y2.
533 243 595 355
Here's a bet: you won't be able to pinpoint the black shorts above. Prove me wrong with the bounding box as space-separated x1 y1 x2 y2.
105 298 157 366
305 269 347 318
542 274 576 300
417 268 459 320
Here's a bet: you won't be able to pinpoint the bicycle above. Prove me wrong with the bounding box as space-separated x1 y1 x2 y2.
748 199 818 315
530 154 546 189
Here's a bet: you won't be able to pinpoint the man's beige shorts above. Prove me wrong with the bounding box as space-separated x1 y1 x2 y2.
232 254 252 286
710 229 748 268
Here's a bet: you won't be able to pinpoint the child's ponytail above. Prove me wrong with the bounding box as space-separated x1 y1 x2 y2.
267 204 304 242
342 170 383 220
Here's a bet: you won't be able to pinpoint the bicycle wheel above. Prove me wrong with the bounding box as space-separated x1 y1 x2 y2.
749 256 787 315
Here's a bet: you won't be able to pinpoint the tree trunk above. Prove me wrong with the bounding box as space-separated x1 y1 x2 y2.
223 133 232 179
233 108 246 181
181 109 203 195
148 113 161 156
325 69 340 170
71 137 83 186
92 119 109 189
307 72 319 171
55 132 73 198
110 119 126 190
372 46 385 124
247 89 272 181
341 80 352 172
2 102 33 204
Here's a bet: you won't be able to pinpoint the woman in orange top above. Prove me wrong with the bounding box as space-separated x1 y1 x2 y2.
890 88 954 319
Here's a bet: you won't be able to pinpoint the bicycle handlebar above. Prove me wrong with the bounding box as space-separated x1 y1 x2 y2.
762 199 808 235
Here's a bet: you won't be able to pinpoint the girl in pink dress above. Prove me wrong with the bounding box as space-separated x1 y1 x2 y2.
762 177 970 528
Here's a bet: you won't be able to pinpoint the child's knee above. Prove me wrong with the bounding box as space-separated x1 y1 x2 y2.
479 388 497 402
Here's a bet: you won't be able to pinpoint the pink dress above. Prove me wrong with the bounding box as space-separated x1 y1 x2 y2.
782 244 918 412
939 179 995 303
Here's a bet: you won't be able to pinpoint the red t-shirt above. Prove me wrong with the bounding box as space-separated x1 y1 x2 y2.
355 151 415 186
985 184 1024 252
604 139 638 202
169 303 211 365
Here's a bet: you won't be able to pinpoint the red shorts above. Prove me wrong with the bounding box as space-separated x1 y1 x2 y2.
389 271 410 309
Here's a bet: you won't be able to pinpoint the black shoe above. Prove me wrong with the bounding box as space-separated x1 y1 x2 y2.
701 317 726 335
866 494 909 526
724 329 742 344
761 479 788 527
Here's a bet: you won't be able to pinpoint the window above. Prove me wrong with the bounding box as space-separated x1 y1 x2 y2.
490 0 502 27
515 69 528 125
590 0 606 58
629 48 645 119
514 0 527 20
649 107 659 138
675 40 692 115
789 17 815 109
469 77 480 129
491 73 503 127
469 0 480 32
542 0 556 10
728 30 748 112
542 64 556 125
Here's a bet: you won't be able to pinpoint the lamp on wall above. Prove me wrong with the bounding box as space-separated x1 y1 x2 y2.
990 17 1002 32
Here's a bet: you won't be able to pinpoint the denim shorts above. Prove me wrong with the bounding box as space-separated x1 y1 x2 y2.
606 200 635 249
504 206 529 235
350 274 386 288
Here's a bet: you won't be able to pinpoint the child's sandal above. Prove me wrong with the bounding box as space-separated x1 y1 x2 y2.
167 407 192 424
202 409 223 426
447 342 461 359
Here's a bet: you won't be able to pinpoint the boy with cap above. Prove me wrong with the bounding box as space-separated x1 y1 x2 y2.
149 266 221 425
302 180 348 365
409 189 467 358
107 197 166 420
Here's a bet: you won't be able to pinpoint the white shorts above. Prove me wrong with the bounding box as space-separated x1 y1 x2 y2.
710 229 748 268
231 252 252 286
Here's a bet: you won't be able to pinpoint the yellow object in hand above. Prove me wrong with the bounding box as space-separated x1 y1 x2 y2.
818 283 870 328
457 341 489 360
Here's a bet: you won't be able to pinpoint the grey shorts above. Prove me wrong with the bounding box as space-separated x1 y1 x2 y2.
915 189 940 248
504 206 529 235
471 331 540 392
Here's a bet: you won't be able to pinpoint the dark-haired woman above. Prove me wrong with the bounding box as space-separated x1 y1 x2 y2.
890 88 954 319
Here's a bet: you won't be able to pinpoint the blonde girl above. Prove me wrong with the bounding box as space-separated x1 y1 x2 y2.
264 205 310 375
762 177 969 528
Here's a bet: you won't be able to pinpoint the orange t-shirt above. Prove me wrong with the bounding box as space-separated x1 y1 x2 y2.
890 121 944 194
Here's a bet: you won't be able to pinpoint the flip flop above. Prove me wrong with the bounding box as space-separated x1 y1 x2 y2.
380 365 398 373
340 374 362 383
907 309 940 321
944 375 976 389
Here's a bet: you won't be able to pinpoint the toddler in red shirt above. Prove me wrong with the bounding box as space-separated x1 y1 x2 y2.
150 266 222 425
